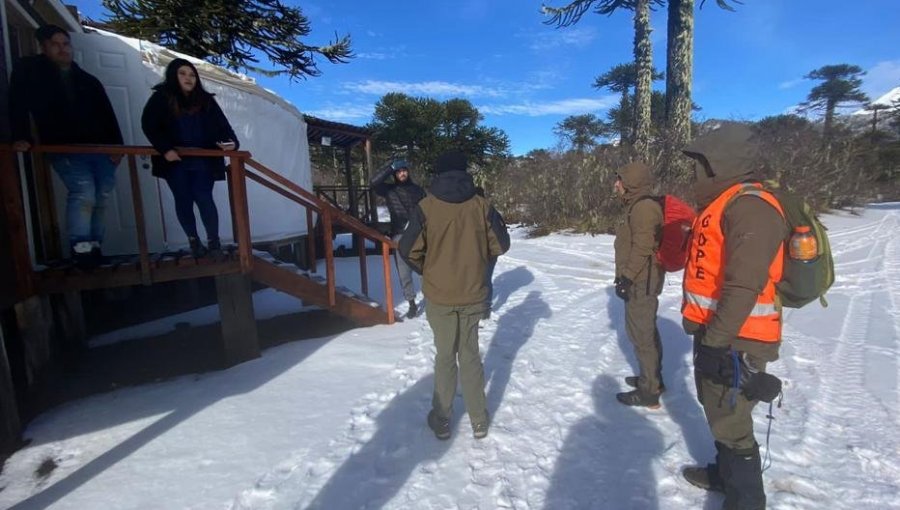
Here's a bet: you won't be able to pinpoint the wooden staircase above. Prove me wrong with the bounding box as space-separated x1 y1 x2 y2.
2 145 397 328
251 252 388 326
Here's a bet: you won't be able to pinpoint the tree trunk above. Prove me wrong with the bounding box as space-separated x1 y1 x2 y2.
633 0 653 162
665 0 695 181
824 99 836 136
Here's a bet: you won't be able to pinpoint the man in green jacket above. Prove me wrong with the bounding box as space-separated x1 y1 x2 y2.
399 150 510 440
613 162 666 408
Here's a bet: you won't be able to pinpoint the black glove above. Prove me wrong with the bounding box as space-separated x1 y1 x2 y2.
614 277 633 301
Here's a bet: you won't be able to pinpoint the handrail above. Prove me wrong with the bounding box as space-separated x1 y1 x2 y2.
0 143 396 324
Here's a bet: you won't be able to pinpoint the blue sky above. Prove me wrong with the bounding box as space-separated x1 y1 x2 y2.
74 1 900 155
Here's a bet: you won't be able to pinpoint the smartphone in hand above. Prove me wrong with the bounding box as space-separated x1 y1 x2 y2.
217 141 236 150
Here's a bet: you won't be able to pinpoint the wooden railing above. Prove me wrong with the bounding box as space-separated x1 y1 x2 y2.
314 184 378 225
0 144 396 323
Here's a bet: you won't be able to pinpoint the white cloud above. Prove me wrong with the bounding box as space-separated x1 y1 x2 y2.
778 78 804 90
304 104 374 122
863 59 900 98
527 27 598 51
342 80 506 98
356 52 389 60
479 96 617 116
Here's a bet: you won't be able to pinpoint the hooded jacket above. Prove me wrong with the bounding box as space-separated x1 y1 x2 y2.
681 123 788 359
614 162 664 296
399 169 510 306
369 163 426 235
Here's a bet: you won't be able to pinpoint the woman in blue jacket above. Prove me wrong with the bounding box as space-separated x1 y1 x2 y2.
141 58 238 258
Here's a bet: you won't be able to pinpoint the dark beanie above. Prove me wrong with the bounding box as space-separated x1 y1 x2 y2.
35 25 68 43
434 150 467 173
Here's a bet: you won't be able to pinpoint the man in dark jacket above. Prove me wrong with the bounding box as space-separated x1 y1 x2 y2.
10 25 123 266
399 150 510 440
370 159 426 318
679 122 788 510
613 161 665 408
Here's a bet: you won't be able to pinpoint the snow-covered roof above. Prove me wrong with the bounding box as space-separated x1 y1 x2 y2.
84 27 305 123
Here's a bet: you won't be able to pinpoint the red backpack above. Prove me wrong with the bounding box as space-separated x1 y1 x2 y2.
649 195 696 272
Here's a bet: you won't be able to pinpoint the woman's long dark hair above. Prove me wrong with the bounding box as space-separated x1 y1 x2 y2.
153 58 213 116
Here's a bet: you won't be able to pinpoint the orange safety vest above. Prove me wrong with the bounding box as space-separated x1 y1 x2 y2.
682 183 785 342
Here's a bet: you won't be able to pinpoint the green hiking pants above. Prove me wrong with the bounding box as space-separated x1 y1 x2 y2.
425 301 488 424
693 335 769 451
625 289 663 394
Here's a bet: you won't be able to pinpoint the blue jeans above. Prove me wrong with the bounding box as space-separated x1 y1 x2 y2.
164 168 219 240
49 154 118 244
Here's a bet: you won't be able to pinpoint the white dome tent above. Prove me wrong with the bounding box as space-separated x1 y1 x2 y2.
61 27 313 255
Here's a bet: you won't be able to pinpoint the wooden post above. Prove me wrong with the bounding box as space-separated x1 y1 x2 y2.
306 208 316 273
344 147 356 218
0 151 34 300
365 138 377 224
357 233 368 296
322 209 336 307
228 158 253 273
215 273 260 367
0 325 22 454
128 155 151 285
382 241 394 324
14 296 54 393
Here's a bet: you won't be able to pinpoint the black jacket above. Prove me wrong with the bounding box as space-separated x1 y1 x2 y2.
9 55 123 145
141 89 238 180
369 164 426 234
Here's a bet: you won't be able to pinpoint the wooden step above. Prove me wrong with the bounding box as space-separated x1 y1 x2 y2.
250 255 388 326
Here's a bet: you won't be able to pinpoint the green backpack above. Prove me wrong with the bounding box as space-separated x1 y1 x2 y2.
732 183 835 308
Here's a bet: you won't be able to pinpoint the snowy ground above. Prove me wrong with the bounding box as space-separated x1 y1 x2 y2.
1 204 898 510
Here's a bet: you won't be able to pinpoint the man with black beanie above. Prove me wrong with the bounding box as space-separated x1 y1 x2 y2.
369 158 425 318
399 150 510 440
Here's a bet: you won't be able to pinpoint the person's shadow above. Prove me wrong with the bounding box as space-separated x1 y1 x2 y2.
606 285 721 508
303 375 449 509
490 266 535 313
543 374 663 510
484 290 551 417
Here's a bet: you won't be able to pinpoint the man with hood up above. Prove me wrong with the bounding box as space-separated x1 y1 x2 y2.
613 162 666 408
399 150 510 440
679 122 788 510
370 159 426 318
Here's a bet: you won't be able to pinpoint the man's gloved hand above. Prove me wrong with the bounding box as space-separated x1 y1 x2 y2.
614 277 633 301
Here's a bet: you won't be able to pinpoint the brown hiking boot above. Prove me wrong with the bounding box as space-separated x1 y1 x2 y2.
682 464 725 493
427 410 451 440
615 389 661 409
624 376 666 394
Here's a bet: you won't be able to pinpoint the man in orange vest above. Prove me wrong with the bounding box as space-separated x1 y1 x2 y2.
679 123 788 510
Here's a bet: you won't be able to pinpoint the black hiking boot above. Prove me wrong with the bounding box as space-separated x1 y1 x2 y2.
188 237 207 258
624 376 666 394
427 410 451 440
406 300 418 319
615 389 661 409
207 238 225 261
682 464 725 493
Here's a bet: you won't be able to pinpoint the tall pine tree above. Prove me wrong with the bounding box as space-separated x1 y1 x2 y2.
801 64 869 135
102 0 352 80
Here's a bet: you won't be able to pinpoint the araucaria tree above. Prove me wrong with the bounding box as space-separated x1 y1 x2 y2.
102 0 352 79
554 114 606 152
544 0 663 161
801 64 869 135
369 93 510 175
